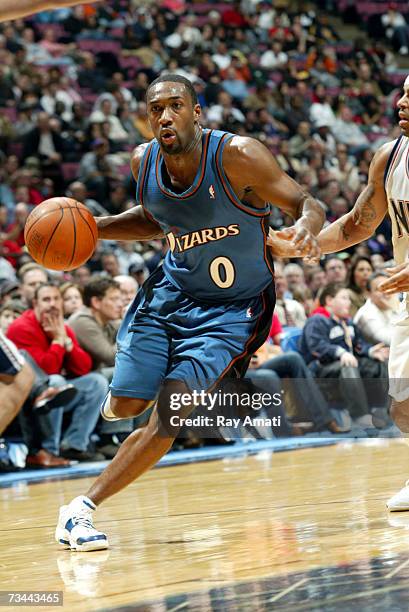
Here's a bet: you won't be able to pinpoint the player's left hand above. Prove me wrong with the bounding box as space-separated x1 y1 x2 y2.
275 222 321 264
378 262 409 294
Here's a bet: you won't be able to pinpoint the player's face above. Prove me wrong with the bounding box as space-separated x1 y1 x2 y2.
397 77 409 136
147 83 201 155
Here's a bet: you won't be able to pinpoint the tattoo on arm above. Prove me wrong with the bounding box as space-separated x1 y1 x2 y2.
354 184 376 230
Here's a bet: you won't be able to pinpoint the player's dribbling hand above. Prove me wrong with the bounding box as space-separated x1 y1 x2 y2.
378 262 409 294
275 223 321 264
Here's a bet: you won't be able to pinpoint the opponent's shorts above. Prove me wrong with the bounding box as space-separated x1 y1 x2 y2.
110 267 275 400
0 330 25 377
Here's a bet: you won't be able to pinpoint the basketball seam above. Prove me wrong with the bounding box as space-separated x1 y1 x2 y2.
75 202 97 244
66 202 77 269
24 207 62 245
41 206 65 266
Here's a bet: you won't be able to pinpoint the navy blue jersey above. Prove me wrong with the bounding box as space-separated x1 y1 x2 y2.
136 129 274 302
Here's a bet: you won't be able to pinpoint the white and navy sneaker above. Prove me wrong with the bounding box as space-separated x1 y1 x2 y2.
55 495 109 551
387 481 409 512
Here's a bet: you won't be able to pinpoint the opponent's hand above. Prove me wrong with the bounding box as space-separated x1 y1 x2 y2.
275 222 321 264
378 262 409 294
340 352 358 368
369 342 389 362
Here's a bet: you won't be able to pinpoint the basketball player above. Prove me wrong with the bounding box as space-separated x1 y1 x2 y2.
270 75 409 511
55 74 325 551
0 0 99 22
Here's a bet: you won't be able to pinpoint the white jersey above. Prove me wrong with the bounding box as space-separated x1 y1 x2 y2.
385 135 409 266
385 135 409 400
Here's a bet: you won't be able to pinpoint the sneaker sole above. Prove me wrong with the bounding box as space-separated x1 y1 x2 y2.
55 525 109 551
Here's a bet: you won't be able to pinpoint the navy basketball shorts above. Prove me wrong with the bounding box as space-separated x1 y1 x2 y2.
0 330 25 377
110 268 275 400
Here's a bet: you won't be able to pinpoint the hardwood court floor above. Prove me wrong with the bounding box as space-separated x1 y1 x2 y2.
2 439 409 610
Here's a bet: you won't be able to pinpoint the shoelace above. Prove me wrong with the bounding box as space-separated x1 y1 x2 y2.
71 510 95 530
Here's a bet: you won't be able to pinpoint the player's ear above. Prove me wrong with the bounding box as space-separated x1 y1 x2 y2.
193 104 201 123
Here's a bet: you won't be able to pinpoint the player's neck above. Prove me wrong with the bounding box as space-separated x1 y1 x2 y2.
162 126 203 189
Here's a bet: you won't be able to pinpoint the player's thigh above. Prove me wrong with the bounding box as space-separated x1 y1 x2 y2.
110 316 170 401
167 310 271 389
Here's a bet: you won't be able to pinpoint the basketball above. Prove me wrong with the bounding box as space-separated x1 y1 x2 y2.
24 197 98 271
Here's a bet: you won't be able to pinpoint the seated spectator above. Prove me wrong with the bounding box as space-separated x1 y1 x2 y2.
324 255 347 284
248 340 348 434
300 283 389 428
101 251 121 278
71 265 91 288
22 112 65 190
347 255 374 317
114 275 138 312
7 282 107 463
284 263 306 296
274 263 306 328
0 300 25 333
60 282 84 319
68 277 132 457
381 5 409 55
79 138 116 205
354 272 400 346
18 264 48 307
67 181 109 217
332 105 369 151
305 266 327 297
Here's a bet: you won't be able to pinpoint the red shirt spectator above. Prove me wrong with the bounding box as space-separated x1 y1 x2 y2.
8 286 92 377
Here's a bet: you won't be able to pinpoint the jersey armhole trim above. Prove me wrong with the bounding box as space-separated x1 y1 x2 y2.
215 134 270 218
260 216 275 279
136 143 153 206
384 136 403 189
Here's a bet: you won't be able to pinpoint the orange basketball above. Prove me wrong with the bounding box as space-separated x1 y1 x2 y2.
24 197 98 271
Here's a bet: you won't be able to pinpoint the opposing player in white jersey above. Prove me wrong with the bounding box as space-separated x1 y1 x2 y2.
270 75 409 510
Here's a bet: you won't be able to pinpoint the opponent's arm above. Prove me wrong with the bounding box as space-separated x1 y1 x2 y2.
0 0 100 21
223 137 325 260
95 144 165 241
268 141 392 258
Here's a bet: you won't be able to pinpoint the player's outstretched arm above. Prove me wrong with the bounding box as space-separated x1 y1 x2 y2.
96 205 164 241
95 144 164 241
223 137 325 261
268 140 392 259
0 0 100 22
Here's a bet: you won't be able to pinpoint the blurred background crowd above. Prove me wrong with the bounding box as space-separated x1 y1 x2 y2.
0 0 408 470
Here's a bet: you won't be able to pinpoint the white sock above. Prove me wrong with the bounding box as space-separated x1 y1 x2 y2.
72 495 96 510
100 392 120 421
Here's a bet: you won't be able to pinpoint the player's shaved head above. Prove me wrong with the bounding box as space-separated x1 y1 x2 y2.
146 74 198 107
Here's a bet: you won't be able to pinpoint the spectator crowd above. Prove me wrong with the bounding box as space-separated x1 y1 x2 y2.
0 0 407 470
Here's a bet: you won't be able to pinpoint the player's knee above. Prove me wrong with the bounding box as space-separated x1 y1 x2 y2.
110 395 154 418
